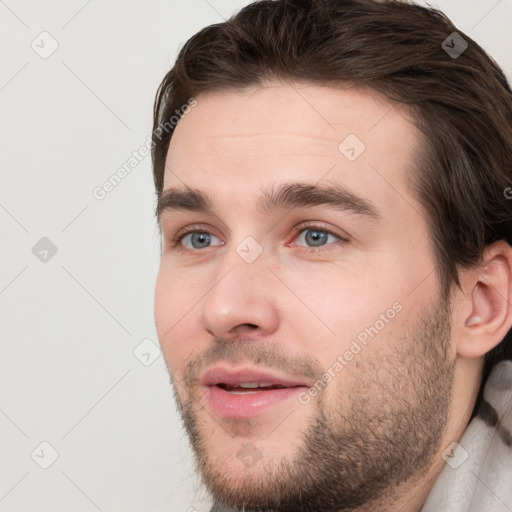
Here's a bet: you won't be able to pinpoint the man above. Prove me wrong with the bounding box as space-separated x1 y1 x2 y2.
151 1 512 510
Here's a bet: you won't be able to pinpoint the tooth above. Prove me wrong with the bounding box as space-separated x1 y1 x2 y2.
239 383 260 388
228 389 261 395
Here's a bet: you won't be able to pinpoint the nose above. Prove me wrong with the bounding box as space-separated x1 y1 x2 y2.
199 250 280 340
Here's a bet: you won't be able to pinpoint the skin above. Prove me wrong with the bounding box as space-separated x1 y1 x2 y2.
154 82 512 511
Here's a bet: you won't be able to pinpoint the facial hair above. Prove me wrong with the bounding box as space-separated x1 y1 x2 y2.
170 298 456 512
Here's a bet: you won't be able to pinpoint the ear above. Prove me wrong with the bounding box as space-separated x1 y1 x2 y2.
455 240 512 358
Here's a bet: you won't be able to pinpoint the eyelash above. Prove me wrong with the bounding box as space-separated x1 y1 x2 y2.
169 222 347 254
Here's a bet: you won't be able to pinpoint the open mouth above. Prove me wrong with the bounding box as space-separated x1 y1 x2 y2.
216 382 290 394
201 367 310 418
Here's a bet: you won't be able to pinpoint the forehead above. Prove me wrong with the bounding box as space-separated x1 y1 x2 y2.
163 82 422 217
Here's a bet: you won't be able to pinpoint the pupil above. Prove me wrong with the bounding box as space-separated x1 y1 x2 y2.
306 229 327 246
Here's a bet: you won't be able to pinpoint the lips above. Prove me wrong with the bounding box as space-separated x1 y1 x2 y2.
201 367 308 388
201 366 309 418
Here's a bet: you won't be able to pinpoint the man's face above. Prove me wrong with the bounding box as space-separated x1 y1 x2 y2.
154 83 457 511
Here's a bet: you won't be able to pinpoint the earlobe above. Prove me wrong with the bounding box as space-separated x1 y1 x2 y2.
456 242 512 359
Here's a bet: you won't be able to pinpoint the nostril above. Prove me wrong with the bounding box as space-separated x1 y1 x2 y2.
229 323 259 334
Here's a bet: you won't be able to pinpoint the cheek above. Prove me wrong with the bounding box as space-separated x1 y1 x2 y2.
280 261 414 372
154 259 203 327
154 264 199 377
154 265 174 341
283 262 398 331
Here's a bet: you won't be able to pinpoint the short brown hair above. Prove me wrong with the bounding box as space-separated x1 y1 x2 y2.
151 0 512 376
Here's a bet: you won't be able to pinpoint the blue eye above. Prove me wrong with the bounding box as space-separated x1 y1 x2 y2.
295 228 340 248
179 231 223 250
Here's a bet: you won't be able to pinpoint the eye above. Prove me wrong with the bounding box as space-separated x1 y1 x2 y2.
176 229 223 250
292 224 344 251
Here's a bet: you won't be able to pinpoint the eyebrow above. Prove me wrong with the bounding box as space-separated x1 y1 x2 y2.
156 182 380 225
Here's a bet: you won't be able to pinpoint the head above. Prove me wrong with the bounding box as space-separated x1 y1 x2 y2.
152 1 512 510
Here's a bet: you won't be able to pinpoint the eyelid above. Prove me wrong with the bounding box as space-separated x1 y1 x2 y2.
171 224 223 248
290 221 347 244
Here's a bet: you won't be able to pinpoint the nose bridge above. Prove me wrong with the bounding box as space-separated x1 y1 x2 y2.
213 233 272 295
199 238 279 337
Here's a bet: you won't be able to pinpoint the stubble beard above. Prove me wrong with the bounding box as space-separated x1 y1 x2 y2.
172 298 456 512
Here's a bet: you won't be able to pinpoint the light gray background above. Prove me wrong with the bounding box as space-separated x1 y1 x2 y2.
1 1 511 511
